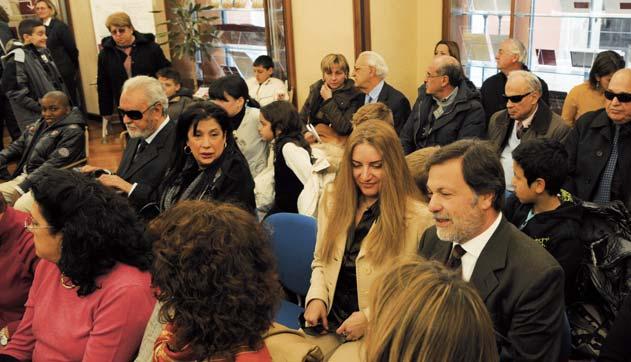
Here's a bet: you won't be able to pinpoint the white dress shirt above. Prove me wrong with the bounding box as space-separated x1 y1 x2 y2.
246 77 287 106
453 212 502 281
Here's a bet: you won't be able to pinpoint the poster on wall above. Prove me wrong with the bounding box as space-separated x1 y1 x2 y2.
89 0 156 51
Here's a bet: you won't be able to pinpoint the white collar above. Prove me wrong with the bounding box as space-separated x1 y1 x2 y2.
143 116 170 144
43 18 52 27
516 105 538 129
454 212 502 258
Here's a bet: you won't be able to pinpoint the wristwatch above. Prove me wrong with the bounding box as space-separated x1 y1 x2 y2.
0 326 9 346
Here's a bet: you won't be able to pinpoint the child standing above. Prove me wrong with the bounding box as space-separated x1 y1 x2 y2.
506 138 583 303
259 101 311 215
156 67 193 122
1 18 68 130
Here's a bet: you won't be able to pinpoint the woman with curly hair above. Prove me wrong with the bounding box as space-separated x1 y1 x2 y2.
303 120 433 360
0 168 155 361
365 257 499 362
150 200 282 362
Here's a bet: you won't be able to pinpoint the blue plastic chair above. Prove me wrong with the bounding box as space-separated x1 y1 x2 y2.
264 213 317 329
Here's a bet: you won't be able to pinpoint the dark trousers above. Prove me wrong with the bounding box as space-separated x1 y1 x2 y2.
0 92 21 149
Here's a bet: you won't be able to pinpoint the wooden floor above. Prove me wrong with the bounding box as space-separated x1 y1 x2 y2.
85 120 125 171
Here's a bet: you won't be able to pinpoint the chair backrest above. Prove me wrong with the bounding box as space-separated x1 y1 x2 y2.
264 213 317 297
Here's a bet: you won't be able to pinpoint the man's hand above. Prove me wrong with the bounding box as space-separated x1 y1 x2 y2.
79 165 102 174
320 84 333 101
98 174 132 194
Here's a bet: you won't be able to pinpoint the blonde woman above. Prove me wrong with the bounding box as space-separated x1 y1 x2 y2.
303 120 433 360
365 257 499 362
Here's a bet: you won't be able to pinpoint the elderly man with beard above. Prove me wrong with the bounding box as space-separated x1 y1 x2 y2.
418 139 565 361
81 76 175 212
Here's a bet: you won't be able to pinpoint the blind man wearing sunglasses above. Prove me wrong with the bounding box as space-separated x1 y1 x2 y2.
81 76 175 212
565 68 631 210
488 70 570 195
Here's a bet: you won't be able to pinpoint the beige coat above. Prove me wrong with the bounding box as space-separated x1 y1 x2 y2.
305 197 433 319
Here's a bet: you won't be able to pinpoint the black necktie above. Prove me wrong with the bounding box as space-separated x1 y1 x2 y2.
446 244 466 271
133 140 148 162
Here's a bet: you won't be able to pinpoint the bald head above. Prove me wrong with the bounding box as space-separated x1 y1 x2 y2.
42 91 70 108
433 55 463 87
605 68 631 124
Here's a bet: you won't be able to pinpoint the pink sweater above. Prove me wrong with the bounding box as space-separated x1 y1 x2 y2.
2 260 155 361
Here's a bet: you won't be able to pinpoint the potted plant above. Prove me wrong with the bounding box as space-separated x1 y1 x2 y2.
157 0 220 90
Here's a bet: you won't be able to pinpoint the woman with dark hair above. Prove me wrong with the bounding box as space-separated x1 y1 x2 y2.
0 168 155 361
34 0 80 107
434 40 461 62
158 101 255 213
150 200 282 361
299 53 363 145
562 50 625 125
258 101 312 215
209 74 268 178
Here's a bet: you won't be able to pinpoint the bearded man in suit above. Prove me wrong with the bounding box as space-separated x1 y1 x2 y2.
81 75 175 211
418 139 565 361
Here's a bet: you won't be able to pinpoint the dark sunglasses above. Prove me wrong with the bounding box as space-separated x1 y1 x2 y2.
298 314 340 336
110 27 128 35
604 90 631 103
502 92 532 103
117 102 159 121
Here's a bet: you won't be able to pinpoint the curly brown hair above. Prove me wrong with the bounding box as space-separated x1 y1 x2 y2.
150 200 282 359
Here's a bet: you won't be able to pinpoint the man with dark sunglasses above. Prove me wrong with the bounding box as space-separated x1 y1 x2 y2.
81 76 175 213
480 38 550 123
488 70 570 196
565 68 631 210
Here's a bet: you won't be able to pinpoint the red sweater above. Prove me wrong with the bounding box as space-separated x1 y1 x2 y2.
2 260 155 361
0 207 37 335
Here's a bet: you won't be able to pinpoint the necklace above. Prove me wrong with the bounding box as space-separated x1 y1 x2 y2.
60 274 77 289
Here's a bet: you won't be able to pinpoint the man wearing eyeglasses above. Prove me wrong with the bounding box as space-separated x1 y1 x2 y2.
487 70 570 195
81 76 175 213
400 55 485 154
565 68 631 210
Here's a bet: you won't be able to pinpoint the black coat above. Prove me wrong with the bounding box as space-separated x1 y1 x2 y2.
299 78 364 136
564 109 631 210
376 81 411 134
159 142 256 214
45 18 78 81
400 79 486 154
117 120 176 210
419 217 565 360
504 190 583 303
97 31 170 116
480 64 550 122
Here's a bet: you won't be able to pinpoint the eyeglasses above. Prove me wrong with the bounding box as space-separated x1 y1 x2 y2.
426 72 444 79
117 102 159 121
502 92 532 103
604 90 631 103
24 216 53 231
110 27 128 35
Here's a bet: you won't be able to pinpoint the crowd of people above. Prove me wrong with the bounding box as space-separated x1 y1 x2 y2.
0 5 629 362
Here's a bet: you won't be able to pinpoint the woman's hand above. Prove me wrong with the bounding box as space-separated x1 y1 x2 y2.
303 299 329 331
320 84 333 100
336 311 367 341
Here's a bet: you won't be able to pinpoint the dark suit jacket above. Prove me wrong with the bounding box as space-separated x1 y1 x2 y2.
117 120 176 210
418 217 565 361
376 81 411 134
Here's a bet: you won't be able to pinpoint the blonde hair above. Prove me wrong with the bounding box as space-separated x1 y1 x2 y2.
319 120 419 264
320 53 350 77
35 0 57 18
365 257 499 362
105 11 133 30
405 146 440 203
351 103 394 127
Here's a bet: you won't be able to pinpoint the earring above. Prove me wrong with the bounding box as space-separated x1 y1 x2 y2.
184 146 191 154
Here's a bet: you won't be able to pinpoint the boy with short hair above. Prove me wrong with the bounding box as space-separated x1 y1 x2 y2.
156 67 193 122
246 55 287 106
1 18 68 130
506 138 583 303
